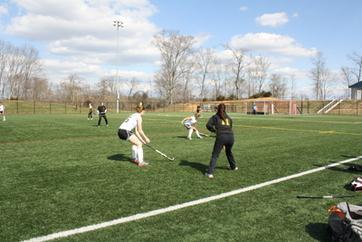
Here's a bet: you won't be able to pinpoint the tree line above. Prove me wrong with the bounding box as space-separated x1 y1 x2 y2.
155 31 362 104
1 31 361 105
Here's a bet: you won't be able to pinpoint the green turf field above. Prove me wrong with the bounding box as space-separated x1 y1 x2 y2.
1 112 362 241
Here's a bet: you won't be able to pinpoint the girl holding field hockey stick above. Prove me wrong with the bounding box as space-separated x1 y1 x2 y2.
118 103 150 167
205 103 237 179
181 106 202 140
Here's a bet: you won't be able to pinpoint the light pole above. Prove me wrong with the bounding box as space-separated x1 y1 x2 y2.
113 20 123 113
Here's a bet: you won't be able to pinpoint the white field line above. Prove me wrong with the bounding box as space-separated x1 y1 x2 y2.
24 156 362 242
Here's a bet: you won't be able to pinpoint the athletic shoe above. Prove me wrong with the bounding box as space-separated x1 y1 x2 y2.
197 136 203 139
205 173 214 179
130 159 139 164
138 162 149 167
229 166 238 171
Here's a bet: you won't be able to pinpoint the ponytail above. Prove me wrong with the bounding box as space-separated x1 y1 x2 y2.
217 103 227 121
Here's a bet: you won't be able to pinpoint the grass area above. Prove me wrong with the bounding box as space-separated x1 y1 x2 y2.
0 112 362 241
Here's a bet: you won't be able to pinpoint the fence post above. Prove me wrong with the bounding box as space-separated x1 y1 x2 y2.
65 102 67 114
49 102 52 114
307 101 310 114
357 101 359 116
16 99 19 114
33 100 36 114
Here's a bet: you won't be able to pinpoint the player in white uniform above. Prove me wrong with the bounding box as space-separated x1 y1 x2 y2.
181 112 202 140
118 103 150 167
0 102 5 121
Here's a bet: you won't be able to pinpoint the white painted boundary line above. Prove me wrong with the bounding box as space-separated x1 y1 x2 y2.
24 156 362 242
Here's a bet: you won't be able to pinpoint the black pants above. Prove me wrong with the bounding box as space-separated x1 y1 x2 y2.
207 134 236 174
98 115 108 126
88 110 92 119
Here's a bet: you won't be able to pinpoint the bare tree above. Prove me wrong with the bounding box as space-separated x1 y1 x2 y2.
21 46 41 99
58 74 82 104
31 77 51 100
97 77 114 101
341 66 353 98
0 41 8 98
127 78 138 99
349 52 362 83
269 73 287 98
0 41 42 99
252 56 270 94
310 52 330 100
211 59 229 100
194 48 215 99
225 45 247 99
153 30 195 104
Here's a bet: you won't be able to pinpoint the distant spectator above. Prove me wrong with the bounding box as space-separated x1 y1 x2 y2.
0 101 5 121
252 102 257 115
88 102 93 120
97 102 108 127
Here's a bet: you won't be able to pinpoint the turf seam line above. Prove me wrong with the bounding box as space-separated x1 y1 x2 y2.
23 156 362 242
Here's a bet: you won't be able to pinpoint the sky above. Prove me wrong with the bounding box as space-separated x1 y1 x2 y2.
0 0 361 98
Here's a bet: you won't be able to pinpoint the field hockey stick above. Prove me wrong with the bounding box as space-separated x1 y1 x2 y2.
297 195 356 199
144 143 175 161
198 132 210 137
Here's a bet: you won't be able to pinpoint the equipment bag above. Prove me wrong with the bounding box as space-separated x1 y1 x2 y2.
350 177 362 191
328 202 362 242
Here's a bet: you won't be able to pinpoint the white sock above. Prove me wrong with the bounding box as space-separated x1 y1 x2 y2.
138 146 144 163
195 130 201 138
132 145 138 160
188 129 193 139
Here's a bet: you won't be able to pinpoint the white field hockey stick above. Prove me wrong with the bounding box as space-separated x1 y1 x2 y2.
144 143 175 161
198 132 210 137
297 195 356 199
132 133 175 161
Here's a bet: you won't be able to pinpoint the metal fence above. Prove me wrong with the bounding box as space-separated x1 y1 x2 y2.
2 99 362 116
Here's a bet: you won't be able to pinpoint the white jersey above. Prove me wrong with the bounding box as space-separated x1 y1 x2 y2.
0 104 4 112
119 113 141 131
183 115 197 126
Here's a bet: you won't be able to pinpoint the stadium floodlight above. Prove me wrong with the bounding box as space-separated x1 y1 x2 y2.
113 20 124 113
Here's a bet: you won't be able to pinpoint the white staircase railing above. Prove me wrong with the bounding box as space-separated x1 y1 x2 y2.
317 99 336 114
325 99 343 113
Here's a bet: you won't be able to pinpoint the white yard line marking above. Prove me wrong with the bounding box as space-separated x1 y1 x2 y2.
23 156 362 242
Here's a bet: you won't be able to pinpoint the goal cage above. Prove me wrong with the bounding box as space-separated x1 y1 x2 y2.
200 99 301 115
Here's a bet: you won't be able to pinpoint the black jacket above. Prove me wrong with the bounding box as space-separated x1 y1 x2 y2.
206 113 233 135
97 105 107 115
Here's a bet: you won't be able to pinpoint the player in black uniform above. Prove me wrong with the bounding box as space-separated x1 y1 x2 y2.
97 102 108 127
205 103 237 178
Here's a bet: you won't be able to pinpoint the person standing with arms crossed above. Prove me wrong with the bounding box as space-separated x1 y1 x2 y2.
97 102 108 127
118 103 150 167
205 103 237 179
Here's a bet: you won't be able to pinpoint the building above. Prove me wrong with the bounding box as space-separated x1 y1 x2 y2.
349 82 362 100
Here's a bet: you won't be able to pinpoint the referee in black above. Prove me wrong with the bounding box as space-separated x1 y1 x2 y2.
205 103 237 179
97 102 108 127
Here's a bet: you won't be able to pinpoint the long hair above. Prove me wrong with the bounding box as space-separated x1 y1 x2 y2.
136 102 144 113
217 103 227 121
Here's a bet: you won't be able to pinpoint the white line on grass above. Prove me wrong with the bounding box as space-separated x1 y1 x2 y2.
24 156 362 242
